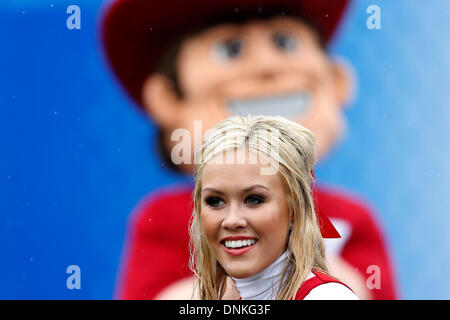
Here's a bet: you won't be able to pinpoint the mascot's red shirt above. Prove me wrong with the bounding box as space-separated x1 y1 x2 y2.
116 184 398 300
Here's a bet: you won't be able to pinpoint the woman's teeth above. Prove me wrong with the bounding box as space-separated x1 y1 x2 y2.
224 239 257 249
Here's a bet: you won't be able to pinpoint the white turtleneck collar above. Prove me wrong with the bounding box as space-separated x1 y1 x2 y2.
231 251 292 300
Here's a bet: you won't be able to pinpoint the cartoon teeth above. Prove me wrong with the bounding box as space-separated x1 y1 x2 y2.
228 91 310 119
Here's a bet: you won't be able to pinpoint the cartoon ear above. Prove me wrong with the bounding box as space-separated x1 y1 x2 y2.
331 58 356 108
141 73 181 130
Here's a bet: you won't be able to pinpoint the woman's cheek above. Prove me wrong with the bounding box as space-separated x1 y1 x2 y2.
260 206 284 224
201 211 220 244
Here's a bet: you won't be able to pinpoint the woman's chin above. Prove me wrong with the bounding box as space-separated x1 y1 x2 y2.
227 270 255 279
225 263 258 279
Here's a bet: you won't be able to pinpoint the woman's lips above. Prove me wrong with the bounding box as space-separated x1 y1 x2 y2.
222 241 257 256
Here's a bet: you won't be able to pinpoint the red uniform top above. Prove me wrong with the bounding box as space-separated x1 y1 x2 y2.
294 269 354 300
116 184 398 300
237 269 355 300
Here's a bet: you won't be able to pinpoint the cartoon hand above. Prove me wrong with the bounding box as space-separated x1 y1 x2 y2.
328 257 372 300
154 276 239 300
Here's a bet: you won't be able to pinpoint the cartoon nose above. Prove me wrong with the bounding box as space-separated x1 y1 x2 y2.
221 204 247 230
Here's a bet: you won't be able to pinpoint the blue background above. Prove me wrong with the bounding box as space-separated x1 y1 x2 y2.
1 0 449 299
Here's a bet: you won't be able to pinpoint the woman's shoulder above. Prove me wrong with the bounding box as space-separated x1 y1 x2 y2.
294 270 359 300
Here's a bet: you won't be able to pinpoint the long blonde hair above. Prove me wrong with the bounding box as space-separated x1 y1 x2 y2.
189 114 330 300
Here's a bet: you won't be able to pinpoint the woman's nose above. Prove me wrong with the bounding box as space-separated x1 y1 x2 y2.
221 204 247 230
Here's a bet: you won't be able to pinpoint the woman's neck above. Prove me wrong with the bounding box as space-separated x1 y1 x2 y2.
231 251 291 300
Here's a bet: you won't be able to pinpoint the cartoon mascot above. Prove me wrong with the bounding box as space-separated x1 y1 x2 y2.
101 0 398 299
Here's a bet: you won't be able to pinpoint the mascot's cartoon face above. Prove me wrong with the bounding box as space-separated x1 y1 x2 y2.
142 16 352 173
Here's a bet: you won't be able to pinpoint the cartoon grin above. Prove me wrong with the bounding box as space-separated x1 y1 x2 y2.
227 91 311 119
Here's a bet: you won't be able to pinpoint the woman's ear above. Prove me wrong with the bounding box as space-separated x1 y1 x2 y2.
331 58 356 108
141 73 181 130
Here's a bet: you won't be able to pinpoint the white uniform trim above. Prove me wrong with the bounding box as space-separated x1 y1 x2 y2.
304 282 359 300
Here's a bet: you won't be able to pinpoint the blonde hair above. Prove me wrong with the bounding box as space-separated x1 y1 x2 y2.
189 114 330 300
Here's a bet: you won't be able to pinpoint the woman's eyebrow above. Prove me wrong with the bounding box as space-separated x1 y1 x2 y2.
202 184 270 194
242 184 270 192
201 187 225 195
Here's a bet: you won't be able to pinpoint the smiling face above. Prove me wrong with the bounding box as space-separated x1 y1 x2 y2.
200 148 291 279
143 16 351 173
179 17 325 101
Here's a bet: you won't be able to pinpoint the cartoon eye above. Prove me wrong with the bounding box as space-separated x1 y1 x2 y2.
212 38 243 60
272 31 297 52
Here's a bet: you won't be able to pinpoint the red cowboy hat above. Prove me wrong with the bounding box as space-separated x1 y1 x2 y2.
100 0 350 108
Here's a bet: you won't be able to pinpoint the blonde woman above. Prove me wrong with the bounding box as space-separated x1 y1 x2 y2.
189 114 359 300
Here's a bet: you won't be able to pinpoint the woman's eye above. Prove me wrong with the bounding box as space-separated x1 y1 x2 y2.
205 196 225 208
212 38 243 60
245 195 264 206
272 31 297 52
